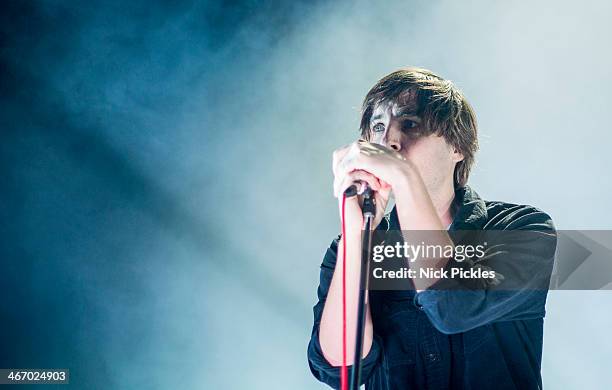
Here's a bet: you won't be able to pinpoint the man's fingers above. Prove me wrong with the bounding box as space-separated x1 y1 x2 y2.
334 170 382 197
332 144 353 175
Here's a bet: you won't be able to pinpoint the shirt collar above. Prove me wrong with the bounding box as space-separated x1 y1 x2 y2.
450 185 488 230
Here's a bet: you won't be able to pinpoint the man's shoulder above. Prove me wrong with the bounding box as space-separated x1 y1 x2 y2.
481 199 554 231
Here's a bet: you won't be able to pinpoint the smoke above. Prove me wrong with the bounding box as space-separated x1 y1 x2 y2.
1 0 611 388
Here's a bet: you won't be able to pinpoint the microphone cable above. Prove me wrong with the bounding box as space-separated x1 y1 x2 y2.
340 194 348 390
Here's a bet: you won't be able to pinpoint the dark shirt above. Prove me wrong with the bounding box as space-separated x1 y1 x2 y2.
307 186 557 390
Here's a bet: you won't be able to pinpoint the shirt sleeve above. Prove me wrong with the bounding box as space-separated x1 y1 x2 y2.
307 236 383 388
414 206 557 335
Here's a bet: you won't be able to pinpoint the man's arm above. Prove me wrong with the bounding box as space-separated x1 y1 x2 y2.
318 228 373 365
307 143 389 387
413 207 557 334
341 141 456 291
392 165 456 292
307 235 383 388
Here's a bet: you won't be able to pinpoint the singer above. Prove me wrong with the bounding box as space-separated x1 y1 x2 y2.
307 68 557 389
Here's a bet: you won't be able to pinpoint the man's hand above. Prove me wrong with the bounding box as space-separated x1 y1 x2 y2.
340 139 415 189
332 140 400 231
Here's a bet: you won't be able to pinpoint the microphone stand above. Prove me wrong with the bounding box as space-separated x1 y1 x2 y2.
349 187 376 390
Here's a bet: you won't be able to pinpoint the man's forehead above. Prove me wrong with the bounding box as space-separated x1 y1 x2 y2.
371 99 420 120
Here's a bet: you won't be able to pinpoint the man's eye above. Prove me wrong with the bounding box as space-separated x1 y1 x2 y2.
402 120 422 138
372 123 385 133
402 120 417 129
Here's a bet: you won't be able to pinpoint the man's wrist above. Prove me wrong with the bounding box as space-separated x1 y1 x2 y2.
389 161 415 199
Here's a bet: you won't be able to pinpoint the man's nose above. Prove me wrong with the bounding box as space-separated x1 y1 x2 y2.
379 124 402 152
381 136 401 152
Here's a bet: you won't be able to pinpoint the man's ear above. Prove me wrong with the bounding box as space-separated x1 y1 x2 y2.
451 148 464 163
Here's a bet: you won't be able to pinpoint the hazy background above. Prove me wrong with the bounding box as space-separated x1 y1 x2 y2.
1 0 611 388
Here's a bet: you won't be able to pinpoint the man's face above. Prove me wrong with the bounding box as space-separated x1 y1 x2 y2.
367 101 463 192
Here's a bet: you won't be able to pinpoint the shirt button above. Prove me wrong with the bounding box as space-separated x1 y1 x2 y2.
426 353 439 362
413 296 424 310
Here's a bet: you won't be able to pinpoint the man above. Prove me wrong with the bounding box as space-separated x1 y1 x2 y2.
307 68 556 389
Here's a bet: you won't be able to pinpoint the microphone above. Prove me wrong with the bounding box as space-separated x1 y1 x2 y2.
343 181 371 198
344 181 376 217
